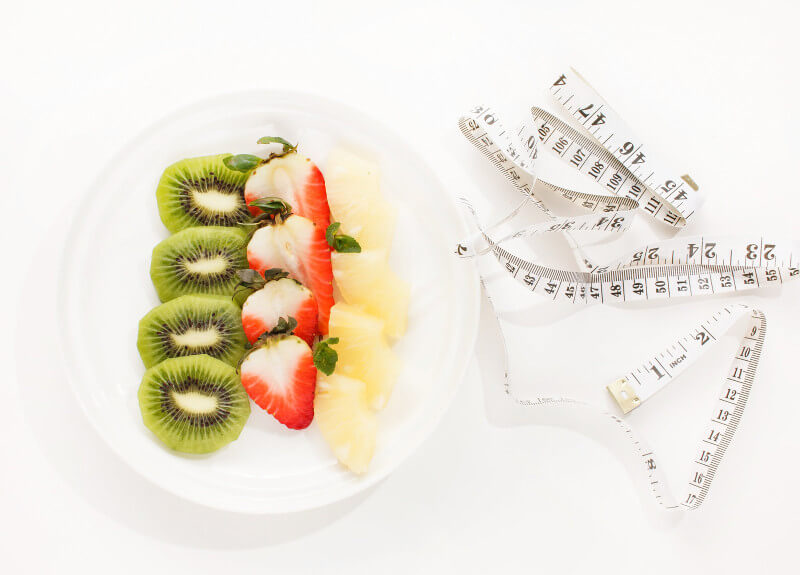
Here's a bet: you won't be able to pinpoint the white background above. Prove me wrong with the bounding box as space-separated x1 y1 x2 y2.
2 0 799 573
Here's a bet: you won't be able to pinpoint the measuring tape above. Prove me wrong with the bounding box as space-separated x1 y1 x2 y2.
457 68 799 510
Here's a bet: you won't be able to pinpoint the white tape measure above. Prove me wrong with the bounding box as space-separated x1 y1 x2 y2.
457 68 798 510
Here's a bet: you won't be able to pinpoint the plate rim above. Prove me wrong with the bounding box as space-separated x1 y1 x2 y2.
56 89 482 513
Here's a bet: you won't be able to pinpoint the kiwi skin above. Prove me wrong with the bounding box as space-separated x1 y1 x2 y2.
156 154 250 233
150 226 249 302
137 294 247 368
138 355 251 454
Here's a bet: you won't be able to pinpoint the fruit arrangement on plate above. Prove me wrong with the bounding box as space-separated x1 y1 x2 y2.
136 138 409 473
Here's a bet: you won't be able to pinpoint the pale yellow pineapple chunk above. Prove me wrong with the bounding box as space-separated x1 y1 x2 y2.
332 251 410 339
325 148 396 251
329 303 401 409
315 374 377 474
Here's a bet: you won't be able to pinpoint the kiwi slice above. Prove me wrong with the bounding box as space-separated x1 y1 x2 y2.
137 294 247 368
150 226 248 302
138 355 251 454
156 154 250 233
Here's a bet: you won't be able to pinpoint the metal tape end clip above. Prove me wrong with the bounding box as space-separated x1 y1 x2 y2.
681 174 699 192
607 378 641 415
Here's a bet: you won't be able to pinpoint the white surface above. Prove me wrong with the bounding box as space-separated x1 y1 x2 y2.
3 0 799 572
59 91 479 512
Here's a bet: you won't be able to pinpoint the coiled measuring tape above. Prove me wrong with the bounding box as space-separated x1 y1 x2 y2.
457 68 799 510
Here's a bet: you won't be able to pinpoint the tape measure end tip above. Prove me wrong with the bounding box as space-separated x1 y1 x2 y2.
607 378 640 415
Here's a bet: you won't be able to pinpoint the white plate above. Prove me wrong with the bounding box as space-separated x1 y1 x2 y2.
58 92 481 513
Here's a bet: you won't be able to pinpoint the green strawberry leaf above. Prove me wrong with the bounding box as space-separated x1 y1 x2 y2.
236 268 265 286
231 285 251 308
262 268 290 282
334 235 361 253
313 337 339 376
269 316 298 336
236 316 298 369
249 197 292 218
256 136 298 153
325 222 341 248
232 269 265 306
325 221 361 253
223 154 262 173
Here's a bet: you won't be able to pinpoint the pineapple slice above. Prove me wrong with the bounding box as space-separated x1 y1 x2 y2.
315 374 377 474
331 250 410 339
329 303 401 409
325 148 396 251
331 249 387 308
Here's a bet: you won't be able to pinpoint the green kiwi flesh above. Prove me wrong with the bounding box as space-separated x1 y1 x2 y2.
156 154 250 233
138 355 250 454
150 226 248 302
137 294 246 368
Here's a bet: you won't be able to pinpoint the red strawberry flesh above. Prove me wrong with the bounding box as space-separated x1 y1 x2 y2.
241 278 318 346
245 152 331 231
239 335 317 430
247 214 334 334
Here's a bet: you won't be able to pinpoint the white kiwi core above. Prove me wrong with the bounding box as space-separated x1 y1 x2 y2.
171 390 219 414
184 257 229 274
191 188 240 213
170 328 220 348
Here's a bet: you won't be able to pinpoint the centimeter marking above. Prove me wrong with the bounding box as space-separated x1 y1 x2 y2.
550 68 700 221
458 107 638 269
458 108 644 217
468 235 799 305
599 237 796 271
531 107 686 227
679 309 765 509
615 305 765 508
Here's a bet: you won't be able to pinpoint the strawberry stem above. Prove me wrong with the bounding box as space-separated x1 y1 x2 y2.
256 136 298 153
262 268 290 282
236 316 299 371
249 197 293 219
268 316 298 336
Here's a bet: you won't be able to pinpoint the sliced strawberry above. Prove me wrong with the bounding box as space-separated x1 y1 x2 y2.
245 152 331 231
247 214 334 334
241 276 317 346
239 334 317 430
